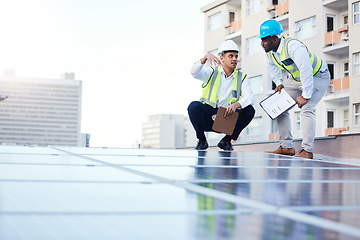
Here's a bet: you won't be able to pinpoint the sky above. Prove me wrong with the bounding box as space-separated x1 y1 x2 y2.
0 0 211 147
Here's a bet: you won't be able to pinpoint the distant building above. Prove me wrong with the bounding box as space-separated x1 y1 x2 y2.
141 114 196 148
0 73 82 146
200 0 360 143
81 133 91 147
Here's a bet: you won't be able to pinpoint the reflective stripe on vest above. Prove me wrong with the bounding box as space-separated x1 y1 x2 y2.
200 66 246 108
267 36 322 81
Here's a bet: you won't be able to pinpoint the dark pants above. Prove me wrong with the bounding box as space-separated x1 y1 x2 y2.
187 101 255 141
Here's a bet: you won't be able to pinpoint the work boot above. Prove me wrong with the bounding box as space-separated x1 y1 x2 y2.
195 139 208 150
266 146 295 156
217 139 233 151
294 149 313 159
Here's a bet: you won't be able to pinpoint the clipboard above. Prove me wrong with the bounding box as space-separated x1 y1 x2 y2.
259 90 296 120
212 107 238 135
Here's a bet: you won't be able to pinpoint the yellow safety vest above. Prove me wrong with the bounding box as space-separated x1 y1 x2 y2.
267 36 322 81
200 66 246 108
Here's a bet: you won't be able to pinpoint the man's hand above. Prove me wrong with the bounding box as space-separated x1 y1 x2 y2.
201 53 222 66
296 96 308 108
274 84 284 93
224 102 241 118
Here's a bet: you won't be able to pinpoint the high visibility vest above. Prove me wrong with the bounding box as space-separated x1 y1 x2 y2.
267 36 322 81
200 66 246 108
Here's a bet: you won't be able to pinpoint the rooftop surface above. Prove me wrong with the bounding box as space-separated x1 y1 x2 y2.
0 145 360 240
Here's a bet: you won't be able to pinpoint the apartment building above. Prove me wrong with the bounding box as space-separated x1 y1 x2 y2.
200 0 360 143
141 114 196 148
0 72 82 146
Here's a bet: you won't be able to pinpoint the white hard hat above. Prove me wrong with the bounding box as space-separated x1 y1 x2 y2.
218 40 239 56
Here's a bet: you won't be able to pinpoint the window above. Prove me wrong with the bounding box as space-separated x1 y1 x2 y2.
249 75 263 94
295 111 301 131
354 52 360 75
208 12 221 31
247 116 262 135
327 63 335 80
354 2 360 24
327 16 334 32
344 109 349 127
247 36 262 55
327 110 334 128
248 0 263 16
354 104 360 126
294 16 316 40
344 62 349 77
229 12 235 23
344 15 348 25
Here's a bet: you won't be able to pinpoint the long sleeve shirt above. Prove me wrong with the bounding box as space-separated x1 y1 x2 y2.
191 60 255 108
266 37 327 99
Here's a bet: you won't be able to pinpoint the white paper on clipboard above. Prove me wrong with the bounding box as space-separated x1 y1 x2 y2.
259 90 296 120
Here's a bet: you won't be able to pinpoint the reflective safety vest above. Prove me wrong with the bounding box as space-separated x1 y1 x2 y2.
267 36 322 81
200 66 246 108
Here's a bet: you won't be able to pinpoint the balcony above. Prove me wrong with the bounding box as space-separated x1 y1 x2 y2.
224 20 242 40
324 77 350 101
331 76 349 92
322 0 348 11
268 133 279 141
325 127 349 136
323 26 349 55
267 1 289 19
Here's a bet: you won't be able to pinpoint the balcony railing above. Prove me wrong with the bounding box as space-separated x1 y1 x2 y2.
267 1 289 19
268 133 279 141
224 20 242 35
330 76 350 92
324 26 349 46
325 127 349 137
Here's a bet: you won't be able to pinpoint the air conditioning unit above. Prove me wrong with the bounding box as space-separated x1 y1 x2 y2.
341 32 349 41
268 9 276 19
327 84 334 94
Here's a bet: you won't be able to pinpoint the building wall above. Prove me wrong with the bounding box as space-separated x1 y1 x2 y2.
200 0 357 143
0 75 82 146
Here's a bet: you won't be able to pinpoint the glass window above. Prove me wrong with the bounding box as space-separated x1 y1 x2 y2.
247 36 262 55
344 109 349 127
344 15 348 25
354 52 360 75
247 116 262 135
327 111 334 128
354 2 360 24
208 12 221 31
295 111 301 131
354 104 360 126
294 16 316 40
344 62 349 77
248 0 263 16
249 75 263 94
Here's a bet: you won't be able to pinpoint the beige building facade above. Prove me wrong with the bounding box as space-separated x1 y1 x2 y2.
200 0 360 143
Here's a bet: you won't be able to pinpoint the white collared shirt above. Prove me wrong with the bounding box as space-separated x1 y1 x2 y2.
191 60 255 108
266 37 327 99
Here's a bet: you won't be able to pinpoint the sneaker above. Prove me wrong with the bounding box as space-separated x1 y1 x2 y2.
217 139 233 151
266 146 295 156
195 139 208 150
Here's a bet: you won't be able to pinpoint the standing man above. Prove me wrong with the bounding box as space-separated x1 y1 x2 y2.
188 40 255 151
259 20 330 159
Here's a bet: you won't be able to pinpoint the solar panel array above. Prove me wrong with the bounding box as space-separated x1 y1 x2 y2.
0 145 360 239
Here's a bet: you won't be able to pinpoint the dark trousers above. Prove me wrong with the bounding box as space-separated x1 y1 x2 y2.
187 101 255 141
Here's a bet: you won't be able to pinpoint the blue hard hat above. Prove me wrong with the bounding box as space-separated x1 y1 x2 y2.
258 20 284 38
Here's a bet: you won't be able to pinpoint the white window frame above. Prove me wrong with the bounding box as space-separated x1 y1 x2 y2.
248 0 263 16
208 12 222 31
247 36 262 55
355 104 360 126
343 109 349 127
354 52 360 75
294 16 317 40
354 2 360 25
249 75 263 94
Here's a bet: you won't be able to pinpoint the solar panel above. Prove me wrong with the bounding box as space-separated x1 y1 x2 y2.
0 146 359 239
